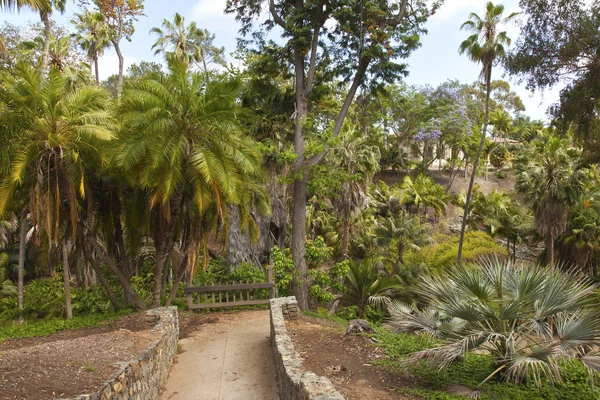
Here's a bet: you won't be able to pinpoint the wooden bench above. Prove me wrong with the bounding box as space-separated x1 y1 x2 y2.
185 266 274 310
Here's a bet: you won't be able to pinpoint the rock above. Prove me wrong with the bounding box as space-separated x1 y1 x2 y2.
345 319 374 335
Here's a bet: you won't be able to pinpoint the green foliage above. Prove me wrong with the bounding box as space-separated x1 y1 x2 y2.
0 309 132 341
307 260 350 304
0 276 116 321
376 328 600 399
388 258 600 387
410 231 507 271
305 236 333 268
271 246 295 297
341 259 400 318
489 145 510 168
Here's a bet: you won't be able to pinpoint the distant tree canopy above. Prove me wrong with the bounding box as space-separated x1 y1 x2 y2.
506 0 600 161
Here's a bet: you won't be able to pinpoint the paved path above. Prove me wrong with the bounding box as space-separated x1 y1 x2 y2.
160 309 279 400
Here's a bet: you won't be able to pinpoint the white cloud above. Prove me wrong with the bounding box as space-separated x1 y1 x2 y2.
192 0 230 19
97 52 138 81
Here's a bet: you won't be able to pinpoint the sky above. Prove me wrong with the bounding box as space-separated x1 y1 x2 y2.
2 0 564 121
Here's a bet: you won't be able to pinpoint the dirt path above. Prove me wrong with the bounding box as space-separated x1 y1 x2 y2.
160 309 279 400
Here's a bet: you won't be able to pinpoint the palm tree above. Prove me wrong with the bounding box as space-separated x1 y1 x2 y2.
0 63 118 317
116 57 265 307
342 259 400 318
375 210 431 265
516 135 588 267
330 126 380 257
150 13 225 75
388 258 600 391
71 11 111 86
0 0 66 79
457 2 518 263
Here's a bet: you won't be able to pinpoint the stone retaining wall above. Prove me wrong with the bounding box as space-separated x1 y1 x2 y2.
270 296 344 400
62 307 179 400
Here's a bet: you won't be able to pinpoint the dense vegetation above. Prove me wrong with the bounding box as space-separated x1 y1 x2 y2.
2 0 600 397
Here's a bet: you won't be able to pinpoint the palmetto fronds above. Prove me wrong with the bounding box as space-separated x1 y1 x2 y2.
342 258 401 318
387 257 600 386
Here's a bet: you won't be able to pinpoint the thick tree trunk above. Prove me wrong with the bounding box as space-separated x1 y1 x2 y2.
39 10 51 80
291 174 309 310
17 216 27 315
62 239 73 319
227 205 259 267
86 243 121 309
112 39 124 99
458 68 492 263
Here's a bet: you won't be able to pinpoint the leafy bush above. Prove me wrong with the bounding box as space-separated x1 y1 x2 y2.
306 236 333 267
490 145 510 168
409 231 507 272
271 246 295 296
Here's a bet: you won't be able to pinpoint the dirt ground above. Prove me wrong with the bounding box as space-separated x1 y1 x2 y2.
286 315 422 400
0 311 216 400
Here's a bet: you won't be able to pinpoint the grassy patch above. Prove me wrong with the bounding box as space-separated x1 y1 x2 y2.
374 328 600 400
303 308 349 327
0 309 134 342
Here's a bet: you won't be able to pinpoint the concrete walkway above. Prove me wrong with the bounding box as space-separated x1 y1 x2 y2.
160 309 279 400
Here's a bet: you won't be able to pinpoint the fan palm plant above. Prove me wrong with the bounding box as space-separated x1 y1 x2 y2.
457 2 518 263
388 257 600 389
516 135 588 267
115 57 265 307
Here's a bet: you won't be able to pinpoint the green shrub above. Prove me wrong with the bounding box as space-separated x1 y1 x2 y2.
408 231 507 272
271 246 295 296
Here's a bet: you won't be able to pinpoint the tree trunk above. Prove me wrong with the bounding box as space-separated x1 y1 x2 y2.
165 254 188 307
341 212 350 259
94 53 100 86
291 174 309 311
227 205 259 267
62 239 73 319
112 39 124 99
17 216 27 315
85 231 147 310
86 244 121 309
458 67 493 263
39 10 51 81
397 241 405 265
547 234 555 268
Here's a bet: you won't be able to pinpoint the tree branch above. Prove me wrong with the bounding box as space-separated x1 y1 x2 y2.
306 24 321 93
269 0 286 28
306 55 371 167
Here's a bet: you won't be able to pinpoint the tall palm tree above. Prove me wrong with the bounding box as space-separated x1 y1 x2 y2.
0 63 117 317
150 13 225 75
0 0 66 79
71 11 111 86
375 210 431 265
116 57 265 307
516 135 588 267
330 126 380 257
457 2 518 263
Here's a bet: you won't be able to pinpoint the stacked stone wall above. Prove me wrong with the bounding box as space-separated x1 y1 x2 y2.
62 307 179 400
270 296 344 400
